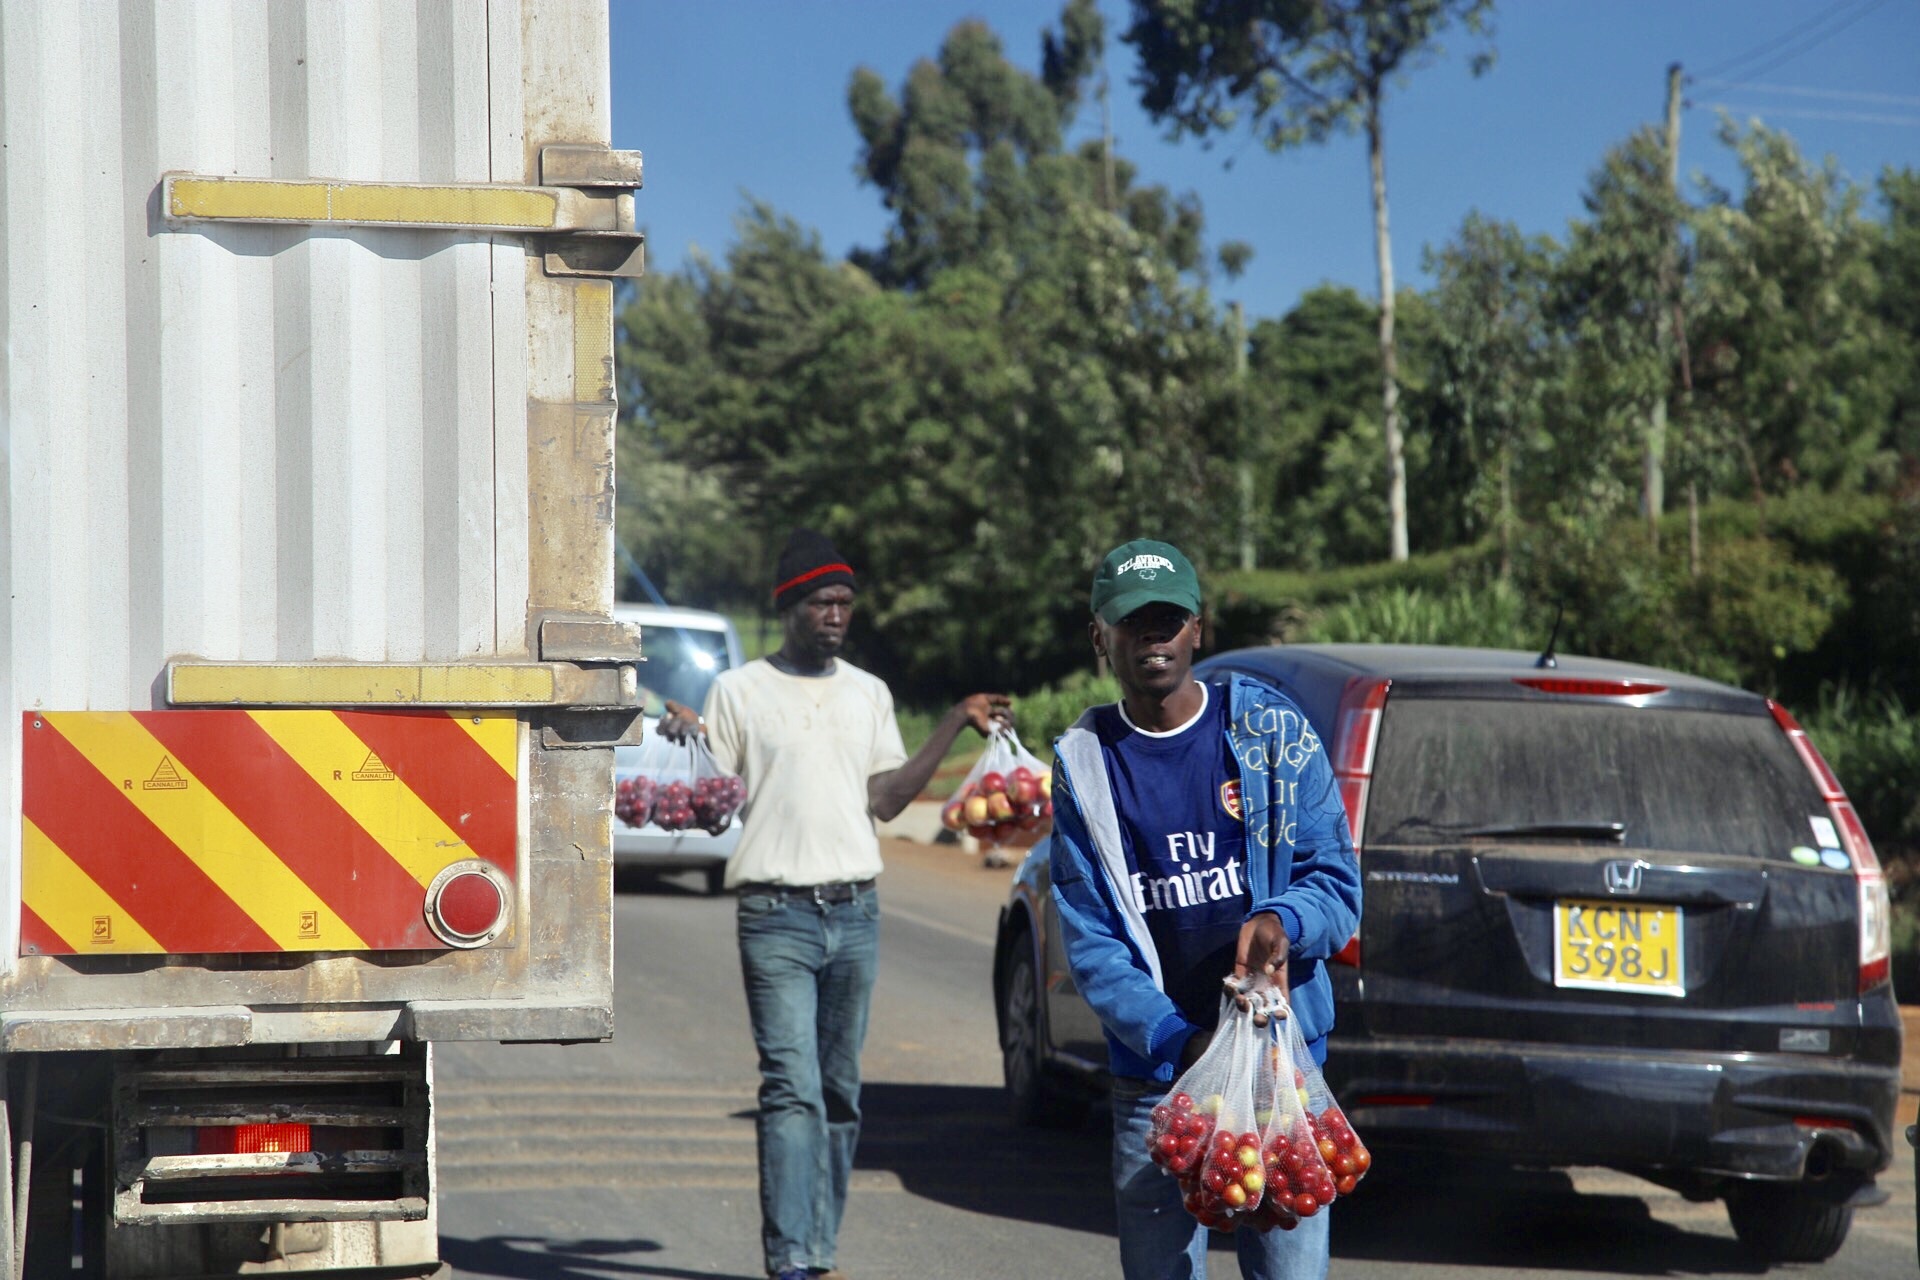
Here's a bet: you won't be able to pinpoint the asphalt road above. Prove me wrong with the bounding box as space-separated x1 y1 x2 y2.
434 835 1917 1280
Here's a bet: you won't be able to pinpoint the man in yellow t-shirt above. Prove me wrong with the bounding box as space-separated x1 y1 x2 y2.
662 528 1006 1280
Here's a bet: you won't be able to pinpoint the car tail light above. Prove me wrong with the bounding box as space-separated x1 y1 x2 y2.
1512 677 1668 698
1330 677 1390 968
1768 701 1891 994
195 1123 311 1156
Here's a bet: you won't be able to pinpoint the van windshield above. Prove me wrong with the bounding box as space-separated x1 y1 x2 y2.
1364 699 1832 860
636 626 731 714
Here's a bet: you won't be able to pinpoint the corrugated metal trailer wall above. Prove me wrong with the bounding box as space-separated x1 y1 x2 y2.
0 0 615 1016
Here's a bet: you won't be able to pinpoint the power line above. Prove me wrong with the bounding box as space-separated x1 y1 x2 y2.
1694 79 1920 109
1703 0 1899 88
1691 0 1870 81
1697 101 1920 128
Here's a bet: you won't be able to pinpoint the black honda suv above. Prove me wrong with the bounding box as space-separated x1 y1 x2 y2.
993 644 1901 1264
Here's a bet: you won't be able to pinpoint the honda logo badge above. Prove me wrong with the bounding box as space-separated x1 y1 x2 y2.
1603 860 1648 895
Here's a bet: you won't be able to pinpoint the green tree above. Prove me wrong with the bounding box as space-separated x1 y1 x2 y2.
1690 120 1894 496
1421 213 1557 573
1244 284 1437 569
1875 168 1920 464
1124 0 1495 563
619 5 1248 696
1547 129 1684 540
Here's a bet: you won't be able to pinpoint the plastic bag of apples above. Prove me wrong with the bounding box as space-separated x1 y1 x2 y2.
1146 984 1277 1231
615 730 747 836
1149 977 1371 1234
1239 984 1372 1234
938 726 1053 863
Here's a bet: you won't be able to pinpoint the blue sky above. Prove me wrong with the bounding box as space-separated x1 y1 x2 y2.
609 1 1920 320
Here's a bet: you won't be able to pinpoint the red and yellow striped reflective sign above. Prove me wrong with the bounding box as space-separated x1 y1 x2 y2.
19 710 519 955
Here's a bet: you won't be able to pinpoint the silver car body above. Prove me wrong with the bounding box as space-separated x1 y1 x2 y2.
612 603 748 888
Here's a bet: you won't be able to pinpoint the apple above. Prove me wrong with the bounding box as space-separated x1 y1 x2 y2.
963 795 991 825
986 792 1015 821
941 800 966 831
978 770 1007 796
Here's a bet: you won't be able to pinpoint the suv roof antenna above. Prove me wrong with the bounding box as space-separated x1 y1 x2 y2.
1536 604 1563 670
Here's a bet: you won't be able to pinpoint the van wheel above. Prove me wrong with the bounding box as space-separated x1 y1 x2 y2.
1001 942 1087 1129
1725 1182 1853 1262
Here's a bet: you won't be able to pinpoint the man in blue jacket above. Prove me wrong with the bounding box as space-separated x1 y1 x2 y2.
1050 539 1360 1280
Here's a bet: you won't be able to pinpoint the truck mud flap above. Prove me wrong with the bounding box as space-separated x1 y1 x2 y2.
112 1050 430 1226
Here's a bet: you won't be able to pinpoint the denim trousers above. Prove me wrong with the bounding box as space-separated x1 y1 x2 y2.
737 884 880 1275
1111 1077 1331 1280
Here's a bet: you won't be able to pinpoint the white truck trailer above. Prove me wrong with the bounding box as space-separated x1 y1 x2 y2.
1 2 641 1273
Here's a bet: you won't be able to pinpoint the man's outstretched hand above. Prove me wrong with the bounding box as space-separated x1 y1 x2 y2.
1232 911 1290 1020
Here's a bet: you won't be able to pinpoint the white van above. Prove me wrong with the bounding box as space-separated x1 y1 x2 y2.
614 603 749 892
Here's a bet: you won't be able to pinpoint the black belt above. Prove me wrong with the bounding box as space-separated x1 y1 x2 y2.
737 879 874 905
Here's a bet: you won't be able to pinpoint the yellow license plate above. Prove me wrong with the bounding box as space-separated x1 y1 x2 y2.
1553 898 1684 997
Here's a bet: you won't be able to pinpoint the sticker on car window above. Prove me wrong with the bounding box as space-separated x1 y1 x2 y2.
1808 815 1839 847
1789 846 1821 867
1820 848 1850 871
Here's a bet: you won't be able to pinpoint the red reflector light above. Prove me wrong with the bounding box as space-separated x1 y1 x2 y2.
1353 1094 1434 1108
1331 934 1361 967
1513 677 1667 698
195 1123 311 1155
1793 1115 1856 1132
436 871 504 937
425 862 510 946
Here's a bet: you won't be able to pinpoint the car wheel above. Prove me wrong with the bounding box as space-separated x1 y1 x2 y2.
1724 1182 1853 1262
1001 939 1088 1129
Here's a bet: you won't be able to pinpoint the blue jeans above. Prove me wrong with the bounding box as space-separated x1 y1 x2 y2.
737 885 880 1275
1111 1078 1331 1280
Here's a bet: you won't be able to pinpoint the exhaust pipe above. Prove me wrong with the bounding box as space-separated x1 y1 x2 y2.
1803 1137 1840 1182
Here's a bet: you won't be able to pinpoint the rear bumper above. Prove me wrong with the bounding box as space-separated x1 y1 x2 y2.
611 823 737 871
1330 1035 1899 1184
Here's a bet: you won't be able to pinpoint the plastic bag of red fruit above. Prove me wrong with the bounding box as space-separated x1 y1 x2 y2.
1145 985 1276 1231
1238 988 1373 1235
1274 987 1371 1199
614 732 746 835
938 726 1052 863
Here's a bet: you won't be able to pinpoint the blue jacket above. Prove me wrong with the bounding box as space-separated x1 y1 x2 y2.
1048 672 1360 1082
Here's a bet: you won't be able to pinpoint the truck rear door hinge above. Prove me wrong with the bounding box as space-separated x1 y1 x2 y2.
161 145 645 278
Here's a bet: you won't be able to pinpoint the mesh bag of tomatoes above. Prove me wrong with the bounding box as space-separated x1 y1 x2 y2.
938 726 1053 853
1279 991 1371 1199
1239 990 1372 1234
1146 989 1273 1231
615 731 746 835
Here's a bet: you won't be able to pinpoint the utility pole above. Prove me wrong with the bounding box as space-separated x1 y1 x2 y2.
1645 61 1682 549
1232 300 1255 571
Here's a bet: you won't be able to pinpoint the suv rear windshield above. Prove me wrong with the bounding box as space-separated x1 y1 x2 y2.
1365 698 1831 860
636 626 731 714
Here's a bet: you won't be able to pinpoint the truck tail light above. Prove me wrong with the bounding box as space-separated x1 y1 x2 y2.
195 1124 311 1156
1330 677 1390 969
1768 701 1890 993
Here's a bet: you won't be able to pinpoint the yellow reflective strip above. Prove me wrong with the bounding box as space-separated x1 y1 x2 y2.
22 816 164 954
169 178 328 222
574 281 614 402
168 178 558 229
40 714 365 952
447 712 519 778
170 664 557 706
248 712 470 888
328 183 557 229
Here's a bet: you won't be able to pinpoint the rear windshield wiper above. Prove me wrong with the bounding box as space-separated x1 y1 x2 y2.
1462 822 1627 843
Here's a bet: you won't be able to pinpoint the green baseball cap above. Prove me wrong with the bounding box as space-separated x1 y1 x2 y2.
1091 539 1201 624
